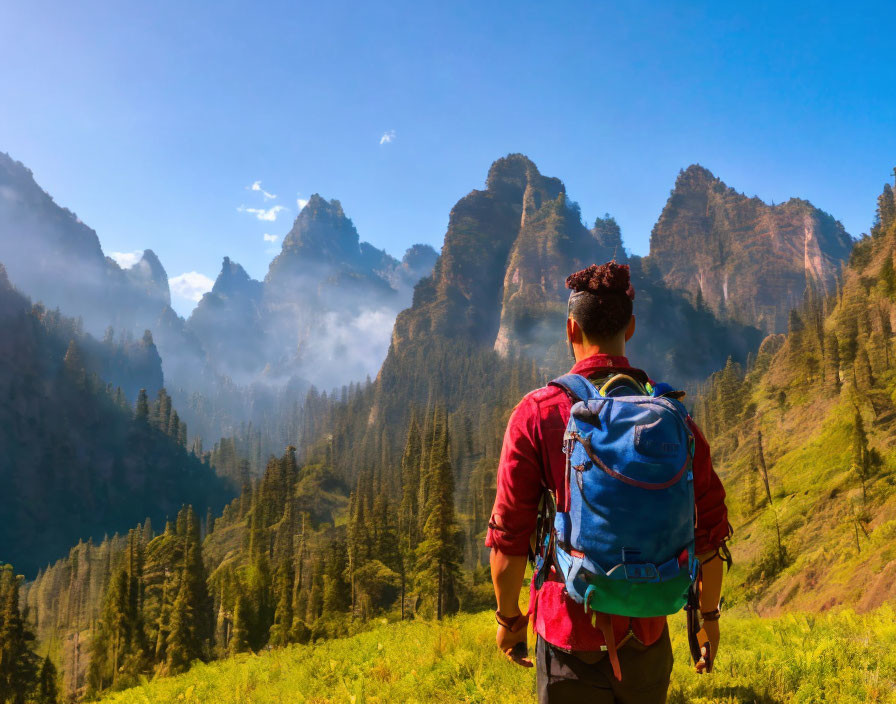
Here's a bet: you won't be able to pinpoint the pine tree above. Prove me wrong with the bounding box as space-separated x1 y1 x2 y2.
855 342 875 389
852 407 870 504
63 339 87 389
306 559 324 624
228 595 251 655
398 416 422 554
269 560 294 647
825 331 841 393
167 409 181 439
135 389 149 422
36 655 60 704
881 254 896 297
415 409 462 619
165 507 212 673
0 566 38 703
322 540 350 614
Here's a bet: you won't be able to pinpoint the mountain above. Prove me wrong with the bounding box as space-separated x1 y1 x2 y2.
188 195 438 389
694 168 896 613
0 267 233 576
393 154 762 386
648 164 854 332
0 151 437 447
0 152 172 337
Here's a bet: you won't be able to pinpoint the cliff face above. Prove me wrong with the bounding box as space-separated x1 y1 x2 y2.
390 155 762 389
648 165 854 333
393 155 562 347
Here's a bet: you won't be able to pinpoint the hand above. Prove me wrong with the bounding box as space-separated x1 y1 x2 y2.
496 615 532 668
694 619 719 674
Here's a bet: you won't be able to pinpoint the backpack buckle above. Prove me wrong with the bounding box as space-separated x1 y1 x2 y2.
623 563 660 582
621 548 660 582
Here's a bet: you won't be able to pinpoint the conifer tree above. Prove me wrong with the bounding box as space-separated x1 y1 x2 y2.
36 655 60 704
135 389 149 422
415 409 462 619
229 596 251 655
165 578 197 674
881 254 896 297
168 409 181 439
63 339 87 389
824 331 841 393
852 408 870 504
398 416 422 554
856 342 875 389
0 566 38 703
306 559 324 624
269 560 294 647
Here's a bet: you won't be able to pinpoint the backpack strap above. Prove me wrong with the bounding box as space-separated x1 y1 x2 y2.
597 373 648 397
549 374 600 403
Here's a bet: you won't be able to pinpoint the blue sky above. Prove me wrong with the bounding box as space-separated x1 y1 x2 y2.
2 0 895 316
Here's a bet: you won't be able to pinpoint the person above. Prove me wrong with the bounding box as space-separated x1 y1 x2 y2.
486 262 731 703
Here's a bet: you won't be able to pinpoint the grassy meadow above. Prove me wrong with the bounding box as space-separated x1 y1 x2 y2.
100 606 896 704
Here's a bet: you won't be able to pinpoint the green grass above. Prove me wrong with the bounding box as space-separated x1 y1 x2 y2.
101 607 896 704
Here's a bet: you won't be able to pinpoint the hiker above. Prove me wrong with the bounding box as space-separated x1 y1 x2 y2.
486 262 731 703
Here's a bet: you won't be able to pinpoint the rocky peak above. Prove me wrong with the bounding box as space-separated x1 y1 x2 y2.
486 153 564 223
122 249 171 306
212 256 260 299
279 193 361 265
648 165 853 333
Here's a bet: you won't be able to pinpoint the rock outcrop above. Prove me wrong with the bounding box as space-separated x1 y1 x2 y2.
648 165 853 332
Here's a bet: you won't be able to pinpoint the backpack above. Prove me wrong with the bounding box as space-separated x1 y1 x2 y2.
535 372 699 622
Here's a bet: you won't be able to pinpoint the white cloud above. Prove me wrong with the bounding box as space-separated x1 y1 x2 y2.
169 271 215 302
248 180 277 200
297 196 309 210
110 250 143 269
238 204 287 222
379 130 396 145
263 233 278 243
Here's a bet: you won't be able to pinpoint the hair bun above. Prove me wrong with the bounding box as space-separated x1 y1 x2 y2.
566 262 634 300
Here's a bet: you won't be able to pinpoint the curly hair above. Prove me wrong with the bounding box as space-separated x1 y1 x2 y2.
566 262 634 340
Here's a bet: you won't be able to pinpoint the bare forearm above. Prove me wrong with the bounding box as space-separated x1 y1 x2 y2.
698 553 723 612
490 549 528 615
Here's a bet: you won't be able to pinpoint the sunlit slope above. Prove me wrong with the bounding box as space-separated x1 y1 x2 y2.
696 173 896 614
100 608 896 704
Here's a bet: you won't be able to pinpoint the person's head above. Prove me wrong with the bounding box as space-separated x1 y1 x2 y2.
565 262 636 361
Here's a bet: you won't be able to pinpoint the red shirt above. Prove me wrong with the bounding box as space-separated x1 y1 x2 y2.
485 353 730 651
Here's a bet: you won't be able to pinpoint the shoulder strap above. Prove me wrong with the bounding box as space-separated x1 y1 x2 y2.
549 373 600 403
598 373 648 397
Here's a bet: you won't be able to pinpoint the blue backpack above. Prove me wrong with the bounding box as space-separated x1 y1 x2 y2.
535 372 699 620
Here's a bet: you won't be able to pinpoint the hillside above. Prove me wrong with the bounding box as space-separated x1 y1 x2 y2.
649 164 853 333
0 266 232 576
98 608 896 704
696 169 896 613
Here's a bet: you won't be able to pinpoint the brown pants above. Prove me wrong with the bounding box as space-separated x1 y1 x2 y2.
536 627 673 704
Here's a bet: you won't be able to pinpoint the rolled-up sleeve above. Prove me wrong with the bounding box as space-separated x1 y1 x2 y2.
689 419 732 555
485 396 545 556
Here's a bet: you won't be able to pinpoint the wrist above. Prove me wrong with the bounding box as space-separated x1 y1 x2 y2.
495 610 528 632
700 608 721 622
